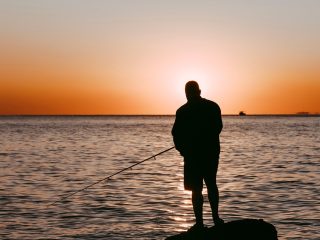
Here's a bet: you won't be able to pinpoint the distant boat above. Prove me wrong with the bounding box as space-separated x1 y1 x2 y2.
239 111 246 116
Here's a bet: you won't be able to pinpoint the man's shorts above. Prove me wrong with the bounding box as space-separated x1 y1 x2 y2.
184 155 219 191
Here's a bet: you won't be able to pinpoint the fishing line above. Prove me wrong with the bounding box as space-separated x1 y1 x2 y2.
48 146 175 207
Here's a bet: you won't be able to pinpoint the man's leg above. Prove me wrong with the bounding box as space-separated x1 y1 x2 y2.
204 160 224 225
192 190 204 226
207 181 223 224
184 160 204 227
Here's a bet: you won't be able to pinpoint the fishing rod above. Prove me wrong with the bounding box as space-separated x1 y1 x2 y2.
48 146 175 207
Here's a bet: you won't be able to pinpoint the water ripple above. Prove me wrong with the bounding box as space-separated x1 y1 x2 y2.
0 116 319 239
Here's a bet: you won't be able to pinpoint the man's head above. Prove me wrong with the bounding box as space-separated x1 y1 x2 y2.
185 80 201 101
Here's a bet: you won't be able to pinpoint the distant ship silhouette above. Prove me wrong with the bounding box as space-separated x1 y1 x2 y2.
239 111 246 116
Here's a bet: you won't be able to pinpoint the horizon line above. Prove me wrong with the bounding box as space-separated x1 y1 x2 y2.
0 113 319 117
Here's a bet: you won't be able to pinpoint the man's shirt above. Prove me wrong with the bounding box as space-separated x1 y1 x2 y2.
172 97 223 159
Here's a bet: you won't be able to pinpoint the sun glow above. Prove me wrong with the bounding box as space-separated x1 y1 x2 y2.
173 69 213 101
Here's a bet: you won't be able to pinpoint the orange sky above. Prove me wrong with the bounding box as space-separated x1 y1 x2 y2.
1 1 319 115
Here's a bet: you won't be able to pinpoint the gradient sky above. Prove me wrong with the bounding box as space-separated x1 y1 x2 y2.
1 0 319 114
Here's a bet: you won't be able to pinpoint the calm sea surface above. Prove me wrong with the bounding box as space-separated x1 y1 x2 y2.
0 116 319 240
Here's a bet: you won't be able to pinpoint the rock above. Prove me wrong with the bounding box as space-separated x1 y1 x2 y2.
165 219 278 240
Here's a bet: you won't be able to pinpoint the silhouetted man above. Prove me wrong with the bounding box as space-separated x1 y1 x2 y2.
172 81 224 231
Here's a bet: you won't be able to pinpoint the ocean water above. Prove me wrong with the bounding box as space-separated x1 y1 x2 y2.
0 115 319 240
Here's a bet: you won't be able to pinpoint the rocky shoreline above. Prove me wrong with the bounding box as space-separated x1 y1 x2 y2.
165 219 278 240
